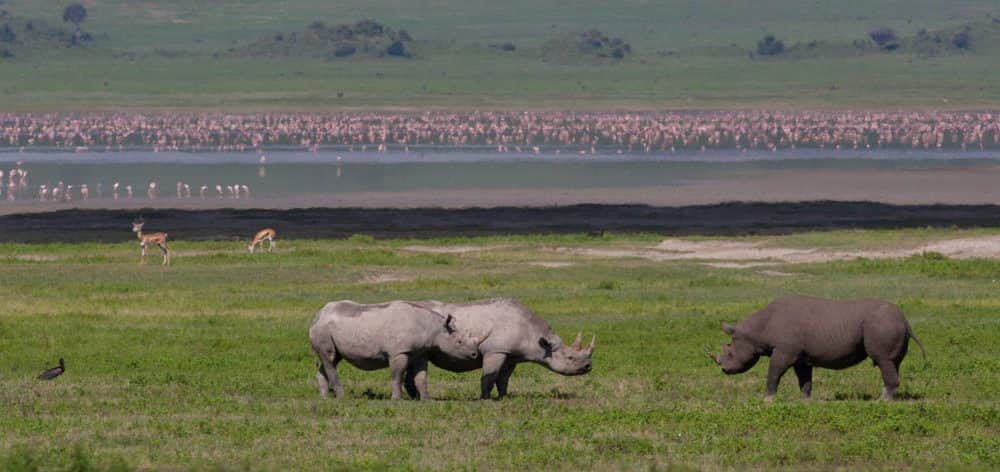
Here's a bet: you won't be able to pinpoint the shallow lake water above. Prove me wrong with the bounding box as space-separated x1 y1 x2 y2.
1 149 999 209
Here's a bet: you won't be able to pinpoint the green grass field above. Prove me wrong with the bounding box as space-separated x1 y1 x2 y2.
1 229 998 470
2 0 1000 110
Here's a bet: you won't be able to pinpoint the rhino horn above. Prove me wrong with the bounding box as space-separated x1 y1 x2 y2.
571 332 582 349
586 335 595 353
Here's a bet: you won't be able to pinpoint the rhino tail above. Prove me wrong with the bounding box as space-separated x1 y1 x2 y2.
907 325 927 362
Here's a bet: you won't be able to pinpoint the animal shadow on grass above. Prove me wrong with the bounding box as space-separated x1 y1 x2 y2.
361 388 391 400
831 390 924 401
505 388 578 401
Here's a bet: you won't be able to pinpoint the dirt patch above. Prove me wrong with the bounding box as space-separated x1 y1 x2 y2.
527 261 575 268
10 254 61 261
560 235 1000 266
758 270 799 277
920 236 1000 259
360 273 413 284
701 261 778 269
401 245 510 254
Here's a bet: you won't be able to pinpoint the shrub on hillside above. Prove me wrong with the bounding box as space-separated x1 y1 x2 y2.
332 44 356 57
951 31 971 49
868 27 896 48
756 34 784 56
386 40 407 57
236 18 415 59
352 19 384 37
0 23 15 42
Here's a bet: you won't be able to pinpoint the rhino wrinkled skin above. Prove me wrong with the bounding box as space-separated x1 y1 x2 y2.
711 294 926 401
309 300 481 400
414 298 594 400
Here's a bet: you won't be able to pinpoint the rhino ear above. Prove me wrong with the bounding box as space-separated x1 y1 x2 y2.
443 314 456 334
538 337 554 357
721 322 737 336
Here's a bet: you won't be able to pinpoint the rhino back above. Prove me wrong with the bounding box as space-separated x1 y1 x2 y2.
750 295 905 359
311 301 441 360
441 298 553 359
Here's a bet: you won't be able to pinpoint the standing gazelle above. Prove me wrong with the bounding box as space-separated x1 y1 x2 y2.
248 228 277 254
132 218 171 265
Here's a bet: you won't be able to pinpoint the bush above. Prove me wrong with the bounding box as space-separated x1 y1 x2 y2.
868 27 896 46
0 47 12 58
395 29 412 42
951 31 970 49
756 34 784 56
333 23 353 40
0 23 15 42
352 18 384 37
62 3 87 28
499 42 515 51
332 44 356 57
386 40 407 57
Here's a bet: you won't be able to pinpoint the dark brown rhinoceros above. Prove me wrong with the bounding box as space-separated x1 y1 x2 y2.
710 294 925 401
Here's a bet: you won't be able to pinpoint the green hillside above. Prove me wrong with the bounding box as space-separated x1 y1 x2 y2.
1 0 1000 110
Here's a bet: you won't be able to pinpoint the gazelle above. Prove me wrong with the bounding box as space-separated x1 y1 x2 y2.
131 219 171 265
248 228 277 254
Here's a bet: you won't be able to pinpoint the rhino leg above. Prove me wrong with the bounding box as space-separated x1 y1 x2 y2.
764 351 796 401
793 363 813 399
875 359 900 401
495 362 518 399
316 353 343 398
480 353 508 400
405 356 430 400
403 368 419 400
389 353 410 400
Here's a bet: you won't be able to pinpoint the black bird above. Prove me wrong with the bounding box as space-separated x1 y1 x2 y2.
37 358 65 380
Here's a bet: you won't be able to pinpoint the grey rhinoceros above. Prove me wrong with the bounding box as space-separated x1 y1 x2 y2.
413 298 594 400
309 300 481 400
710 294 926 401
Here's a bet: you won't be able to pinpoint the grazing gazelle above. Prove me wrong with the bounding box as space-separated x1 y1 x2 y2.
132 218 171 265
248 228 277 254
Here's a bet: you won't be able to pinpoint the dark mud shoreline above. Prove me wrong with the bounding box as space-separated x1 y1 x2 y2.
2 201 999 243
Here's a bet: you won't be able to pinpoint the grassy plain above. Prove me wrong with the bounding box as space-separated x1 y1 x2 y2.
1 229 998 470
1 0 1000 110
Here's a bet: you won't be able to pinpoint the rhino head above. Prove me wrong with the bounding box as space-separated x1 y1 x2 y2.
708 322 761 375
538 332 594 376
436 314 482 360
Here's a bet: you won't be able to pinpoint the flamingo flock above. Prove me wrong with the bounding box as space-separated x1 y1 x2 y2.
1 162 252 204
1 111 1000 153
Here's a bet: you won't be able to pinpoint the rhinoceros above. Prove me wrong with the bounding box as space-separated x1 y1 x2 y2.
309 300 481 400
413 298 594 400
710 294 926 401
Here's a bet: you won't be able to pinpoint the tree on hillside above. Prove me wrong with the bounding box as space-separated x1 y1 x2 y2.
62 3 87 33
756 34 784 56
